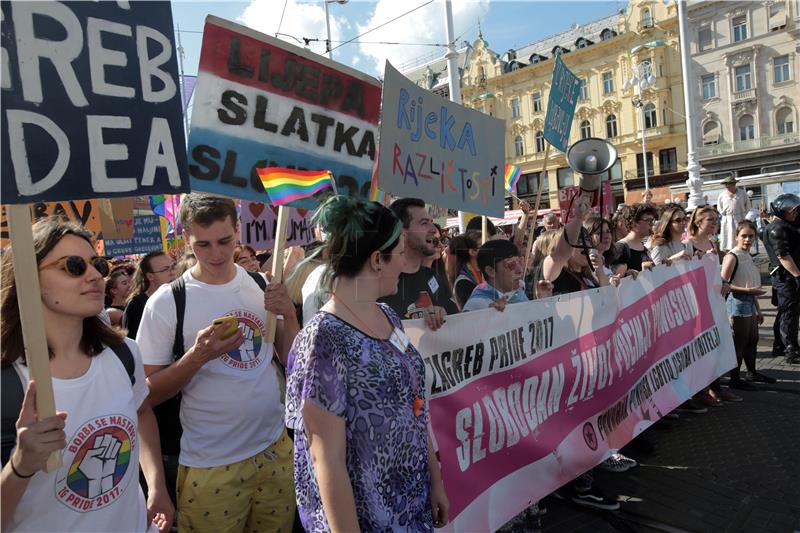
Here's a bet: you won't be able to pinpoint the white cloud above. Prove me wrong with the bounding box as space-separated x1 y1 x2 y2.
238 0 348 58
356 0 489 75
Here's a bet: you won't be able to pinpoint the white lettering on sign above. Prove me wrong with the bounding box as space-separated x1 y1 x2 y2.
7 110 71 196
87 17 135 99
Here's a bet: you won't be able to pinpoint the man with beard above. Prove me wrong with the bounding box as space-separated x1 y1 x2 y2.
380 198 459 329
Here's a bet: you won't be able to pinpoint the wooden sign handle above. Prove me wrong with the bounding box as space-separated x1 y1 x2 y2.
523 143 551 277
6 204 62 473
481 216 488 244
264 205 290 343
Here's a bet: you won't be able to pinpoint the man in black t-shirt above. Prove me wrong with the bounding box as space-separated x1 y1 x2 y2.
380 198 459 328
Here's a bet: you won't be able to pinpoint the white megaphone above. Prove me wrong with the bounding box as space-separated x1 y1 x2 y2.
566 137 618 192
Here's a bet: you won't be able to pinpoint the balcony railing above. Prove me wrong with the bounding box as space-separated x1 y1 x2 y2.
697 132 799 158
732 88 756 102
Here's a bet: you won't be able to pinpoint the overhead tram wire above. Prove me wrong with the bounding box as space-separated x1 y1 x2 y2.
328 0 435 53
275 0 289 38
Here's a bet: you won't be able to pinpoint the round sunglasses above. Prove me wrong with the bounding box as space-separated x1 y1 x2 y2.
38 256 111 278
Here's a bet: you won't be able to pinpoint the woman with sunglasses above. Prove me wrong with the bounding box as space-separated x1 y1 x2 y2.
650 206 692 266
0 218 173 532
123 252 177 340
233 244 260 273
286 197 448 532
422 224 449 293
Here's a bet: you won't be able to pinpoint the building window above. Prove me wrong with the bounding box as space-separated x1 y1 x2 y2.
738 114 755 141
580 120 592 139
703 121 720 145
511 98 521 118
659 148 677 174
607 159 623 182
642 8 653 28
514 135 524 156
777 107 795 134
701 74 716 100
576 38 589 49
644 103 657 129
636 152 654 178
769 2 786 30
602 71 614 94
600 29 616 41
605 114 618 138
732 15 748 42
535 131 545 153
774 55 790 83
698 25 713 51
578 78 589 100
532 92 542 112
734 64 752 92
518 172 546 196
557 167 574 188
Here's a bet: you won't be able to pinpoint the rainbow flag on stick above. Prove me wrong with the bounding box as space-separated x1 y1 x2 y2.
504 163 522 193
256 168 335 206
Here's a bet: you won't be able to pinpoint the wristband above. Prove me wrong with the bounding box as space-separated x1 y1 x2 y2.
10 457 35 479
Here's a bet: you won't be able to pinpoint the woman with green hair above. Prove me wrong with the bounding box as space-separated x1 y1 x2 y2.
285 196 449 532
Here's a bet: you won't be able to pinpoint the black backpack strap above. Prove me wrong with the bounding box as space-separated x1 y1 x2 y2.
1 366 24 466
109 342 136 387
170 277 186 360
724 252 739 284
246 271 267 292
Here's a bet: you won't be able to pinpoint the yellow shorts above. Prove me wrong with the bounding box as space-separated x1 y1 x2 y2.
176 431 295 533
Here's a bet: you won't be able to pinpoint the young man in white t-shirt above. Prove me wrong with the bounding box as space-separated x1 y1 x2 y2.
136 193 299 532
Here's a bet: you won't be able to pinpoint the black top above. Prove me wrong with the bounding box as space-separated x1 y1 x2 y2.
766 219 800 271
454 278 477 309
122 292 149 339
614 241 650 272
379 266 459 319
552 268 598 296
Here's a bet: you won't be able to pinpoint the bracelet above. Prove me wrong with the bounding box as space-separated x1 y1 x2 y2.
10 457 35 479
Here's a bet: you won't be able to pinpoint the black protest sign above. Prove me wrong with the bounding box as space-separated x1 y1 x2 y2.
1 1 190 204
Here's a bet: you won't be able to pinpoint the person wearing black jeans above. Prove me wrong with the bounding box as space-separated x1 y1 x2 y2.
765 194 800 364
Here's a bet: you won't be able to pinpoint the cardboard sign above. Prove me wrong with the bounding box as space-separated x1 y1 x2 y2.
1 200 102 248
377 63 505 218
405 256 734 530
98 198 135 240
103 215 164 256
188 16 381 205
559 182 614 222
543 55 581 153
240 202 315 249
0 1 190 204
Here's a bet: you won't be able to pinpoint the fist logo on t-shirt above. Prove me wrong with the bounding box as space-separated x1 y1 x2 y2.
220 310 267 370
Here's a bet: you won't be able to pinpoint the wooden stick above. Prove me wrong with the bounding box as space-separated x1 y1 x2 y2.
6 204 62 472
481 216 488 244
523 143 551 276
264 205 290 343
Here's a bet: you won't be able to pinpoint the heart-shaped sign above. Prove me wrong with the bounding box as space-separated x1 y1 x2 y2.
248 202 265 218
296 208 309 218
271 205 281 216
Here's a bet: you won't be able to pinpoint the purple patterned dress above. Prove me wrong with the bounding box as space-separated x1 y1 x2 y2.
285 304 433 533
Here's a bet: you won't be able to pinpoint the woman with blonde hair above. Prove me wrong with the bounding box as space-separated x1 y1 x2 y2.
686 206 721 258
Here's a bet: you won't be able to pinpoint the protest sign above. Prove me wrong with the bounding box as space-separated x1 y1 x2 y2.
405 255 734 531
0 1 189 204
103 215 164 257
559 182 614 222
377 63 505 218
98 198 135 240
240 202 315 249
543 54 581 153
188 16 381 205
1 200 103 247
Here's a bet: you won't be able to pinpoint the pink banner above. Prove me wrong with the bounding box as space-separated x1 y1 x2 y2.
405 256 735 531
559 181 614 223
239 201 315 250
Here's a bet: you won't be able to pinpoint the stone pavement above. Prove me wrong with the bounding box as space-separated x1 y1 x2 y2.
499 276 800 533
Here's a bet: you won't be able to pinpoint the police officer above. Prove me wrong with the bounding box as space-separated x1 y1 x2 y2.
764 193 800 364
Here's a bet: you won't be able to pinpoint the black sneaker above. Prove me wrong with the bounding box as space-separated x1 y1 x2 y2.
729 378 757 390
571 487 621 511
786 354 800 365
675 399 708 414
744 371 776 384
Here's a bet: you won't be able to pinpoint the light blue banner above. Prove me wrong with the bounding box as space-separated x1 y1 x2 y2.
544 55 581 153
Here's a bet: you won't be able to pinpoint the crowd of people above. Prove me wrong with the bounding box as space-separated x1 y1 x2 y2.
2 183 799 532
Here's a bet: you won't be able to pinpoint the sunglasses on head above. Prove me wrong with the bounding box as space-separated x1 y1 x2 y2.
38 256 111 278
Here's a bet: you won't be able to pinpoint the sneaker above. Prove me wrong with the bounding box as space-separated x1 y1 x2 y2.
744 371 776 384
785 354 800 365
664 411 680 419
676 399 708 414
571 486 621 511
729 378 757 390
718 388 742 402
696 391 722 407
597 453 638 473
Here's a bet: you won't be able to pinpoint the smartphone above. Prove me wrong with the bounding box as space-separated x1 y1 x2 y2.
212 316 239 340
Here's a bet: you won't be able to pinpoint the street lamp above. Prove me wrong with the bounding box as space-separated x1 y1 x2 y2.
324 0 348 60
624 61 657 191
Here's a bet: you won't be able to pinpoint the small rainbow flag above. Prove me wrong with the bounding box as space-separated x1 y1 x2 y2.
256 168 335 206
504 163 522 193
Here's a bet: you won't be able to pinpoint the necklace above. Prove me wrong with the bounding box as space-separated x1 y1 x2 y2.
330 292 424 417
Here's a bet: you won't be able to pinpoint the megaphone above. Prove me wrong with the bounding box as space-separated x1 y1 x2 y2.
566 137 618 192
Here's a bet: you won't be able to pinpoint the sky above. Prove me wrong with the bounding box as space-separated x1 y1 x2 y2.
171 0 625 80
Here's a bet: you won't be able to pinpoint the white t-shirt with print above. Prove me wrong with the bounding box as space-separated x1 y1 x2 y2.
136 266 284 468
9 339 149 532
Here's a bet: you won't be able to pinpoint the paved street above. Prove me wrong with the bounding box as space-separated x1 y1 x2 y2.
500 276 800 533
